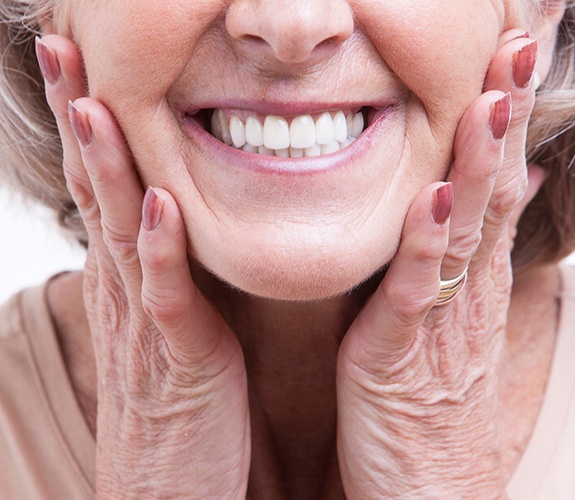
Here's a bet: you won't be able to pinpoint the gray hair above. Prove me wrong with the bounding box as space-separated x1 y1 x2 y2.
0 0 85 245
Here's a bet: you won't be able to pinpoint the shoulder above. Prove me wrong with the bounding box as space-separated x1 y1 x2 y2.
0 279 58 344
0 277 96 497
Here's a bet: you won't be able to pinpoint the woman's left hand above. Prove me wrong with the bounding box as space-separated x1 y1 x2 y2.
336 33 541 499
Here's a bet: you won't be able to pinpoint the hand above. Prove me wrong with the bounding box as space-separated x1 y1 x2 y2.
37 35 250 498
336 32 541 499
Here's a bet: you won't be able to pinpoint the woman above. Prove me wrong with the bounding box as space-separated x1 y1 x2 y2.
1 0 575 497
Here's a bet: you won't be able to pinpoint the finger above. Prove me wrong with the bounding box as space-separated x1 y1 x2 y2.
36 37 131 354
343 182 452 371
496 29 530 49
138 188 239 369
440 91 510 280
36 36 107 306
477 39 538 263
36 36 89 200
68 98 145 295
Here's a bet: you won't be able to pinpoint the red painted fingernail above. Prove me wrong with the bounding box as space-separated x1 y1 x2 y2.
432 183 454 225
142 187 164 231
489 93 511 141
513 40 538 89
68 101 92 147
35 37 61 85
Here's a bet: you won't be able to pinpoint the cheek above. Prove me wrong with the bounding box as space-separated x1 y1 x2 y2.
74 0 224 109
72 1 228 190
358 1 502 124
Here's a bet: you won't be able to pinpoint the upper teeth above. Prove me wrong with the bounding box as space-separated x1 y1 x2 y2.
211 110 365 158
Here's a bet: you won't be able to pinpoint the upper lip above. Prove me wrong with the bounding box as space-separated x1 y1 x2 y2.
181 100 397 119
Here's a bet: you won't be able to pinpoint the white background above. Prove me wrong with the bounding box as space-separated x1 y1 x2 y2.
0 187 86 304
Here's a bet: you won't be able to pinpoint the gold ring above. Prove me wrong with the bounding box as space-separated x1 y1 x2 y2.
435 267 468 306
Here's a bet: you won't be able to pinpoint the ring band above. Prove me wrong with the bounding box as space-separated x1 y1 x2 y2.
435 267 468 306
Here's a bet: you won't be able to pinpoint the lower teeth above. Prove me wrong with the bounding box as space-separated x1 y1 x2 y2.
240 138 357 157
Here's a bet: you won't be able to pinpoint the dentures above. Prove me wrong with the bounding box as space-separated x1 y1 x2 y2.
210 109 365 158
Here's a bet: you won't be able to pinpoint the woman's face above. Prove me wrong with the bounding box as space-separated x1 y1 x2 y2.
65 0 533 300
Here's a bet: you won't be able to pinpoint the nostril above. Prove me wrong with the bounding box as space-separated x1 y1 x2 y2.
244 34 264 43
240 34 267 46
316 36 339 50
225 0 354 66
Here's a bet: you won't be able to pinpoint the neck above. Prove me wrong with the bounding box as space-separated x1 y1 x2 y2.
192 266 379 499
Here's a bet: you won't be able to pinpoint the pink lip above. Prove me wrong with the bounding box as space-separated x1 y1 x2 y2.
184 100 389 117
182 105 396 176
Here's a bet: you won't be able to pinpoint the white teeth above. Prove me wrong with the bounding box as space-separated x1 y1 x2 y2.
209 109 366 157
290 115 316 149
258 145 274 155
305 144 322 157
230 114 246 148
333 111 347 143
352 113 364 139
315 112 334 145
321 140 340 155
243 143 258 153
246 115 264 147
290 147 305 158
263 115 290 150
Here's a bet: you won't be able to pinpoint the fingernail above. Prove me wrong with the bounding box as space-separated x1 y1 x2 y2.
68 101 92 147
142 187 164 231
432 183 454 225
35 37 61 85
489 93 511 141
513 40 538 89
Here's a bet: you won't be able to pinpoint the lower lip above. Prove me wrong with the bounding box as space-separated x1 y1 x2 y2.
182 107 396 176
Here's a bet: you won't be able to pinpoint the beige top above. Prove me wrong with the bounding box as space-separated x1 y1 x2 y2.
1 268 575 499
506 265 575 499
0 282 95 499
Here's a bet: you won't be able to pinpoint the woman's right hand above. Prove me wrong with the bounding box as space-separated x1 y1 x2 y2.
37 35 250 498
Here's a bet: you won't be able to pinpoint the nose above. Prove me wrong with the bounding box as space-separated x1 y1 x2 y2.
226 0 354 65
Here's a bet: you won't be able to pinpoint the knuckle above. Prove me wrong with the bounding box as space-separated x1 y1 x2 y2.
141 241 174 270
65 180 101 233
392 298 435 327
489 175 527 220
101 220 138 263
447 225 482 262
76 193 101 225
97 278 129 334
64 166 92 203
414 241 445 263
46 95 68 123
382 283 436 326
87 161 115 187
141 288 187 326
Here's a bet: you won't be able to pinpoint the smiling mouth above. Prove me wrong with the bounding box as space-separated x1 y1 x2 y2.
193 108 370 158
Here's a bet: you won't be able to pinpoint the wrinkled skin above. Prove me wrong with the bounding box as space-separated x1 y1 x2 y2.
38 0 565 497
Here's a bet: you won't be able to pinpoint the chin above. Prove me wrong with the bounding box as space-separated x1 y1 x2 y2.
193 232 398 301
